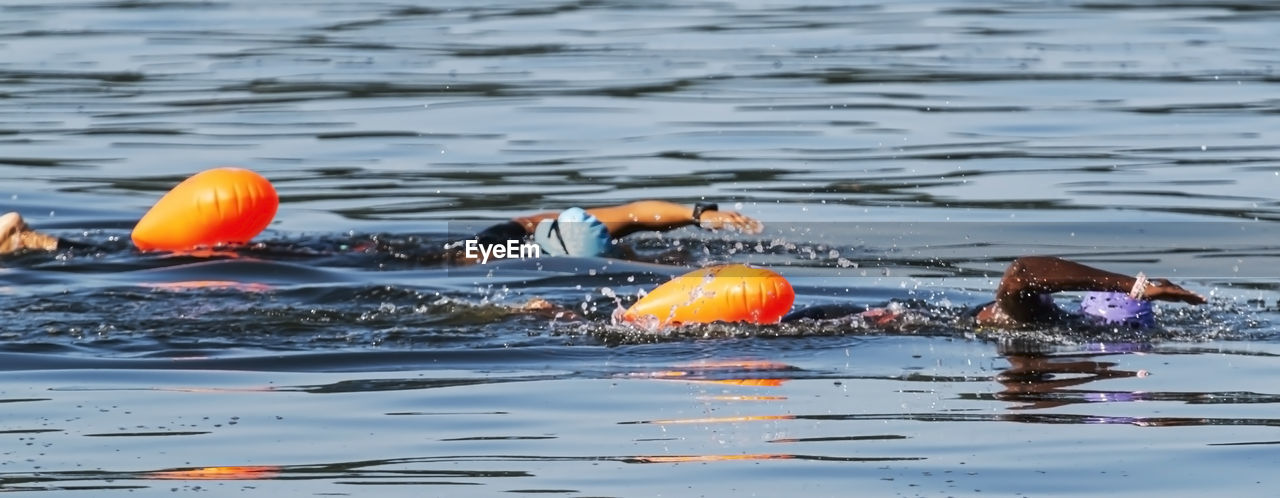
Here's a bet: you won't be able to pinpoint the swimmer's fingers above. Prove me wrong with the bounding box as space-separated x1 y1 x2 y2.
699 211 763 234
1147 279 1207 305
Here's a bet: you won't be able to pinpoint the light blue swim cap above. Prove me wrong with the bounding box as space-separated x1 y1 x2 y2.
1080 292 1155 329
533 207 612 257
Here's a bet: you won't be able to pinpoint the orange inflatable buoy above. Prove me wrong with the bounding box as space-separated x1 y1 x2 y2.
622 264 795 328
131 168 278 251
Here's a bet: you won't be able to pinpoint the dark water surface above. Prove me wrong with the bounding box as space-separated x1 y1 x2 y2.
2 0 1279 496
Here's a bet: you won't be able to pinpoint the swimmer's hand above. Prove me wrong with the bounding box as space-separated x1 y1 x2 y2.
520 298 553 310
0 212 58 255
697 210 763 234
858 307 900 326
1143 279 1206 305
520 298 579 320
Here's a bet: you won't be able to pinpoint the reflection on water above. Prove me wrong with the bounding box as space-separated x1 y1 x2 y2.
1 342 1278 495
1 0 1280 495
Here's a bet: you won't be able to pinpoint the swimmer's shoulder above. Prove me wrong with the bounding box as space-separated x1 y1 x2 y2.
780 303 869 322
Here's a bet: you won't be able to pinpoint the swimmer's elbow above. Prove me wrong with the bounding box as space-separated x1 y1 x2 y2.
1003 256 1068 293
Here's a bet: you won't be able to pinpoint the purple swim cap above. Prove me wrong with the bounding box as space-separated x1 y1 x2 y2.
1080 292 1155 329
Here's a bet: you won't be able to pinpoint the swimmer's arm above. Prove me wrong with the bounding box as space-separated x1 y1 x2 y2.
990 256 1205 323
20 230 59 251
510 211 561 234
585 201 762 238
999 256 1204 302
508 201 761 238
998 257 1138 296
0 212 59 255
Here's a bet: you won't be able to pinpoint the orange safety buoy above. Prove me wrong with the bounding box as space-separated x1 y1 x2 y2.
621 264 795 328
131 167 278 251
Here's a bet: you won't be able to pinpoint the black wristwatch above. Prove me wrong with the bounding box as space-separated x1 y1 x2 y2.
692 202 719 227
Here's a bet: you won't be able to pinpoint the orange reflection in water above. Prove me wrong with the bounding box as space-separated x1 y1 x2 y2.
704 378 784 387
627 359 794 387
631 454 794 464
145 280 273 292
164 248 244 259
147 466 280 480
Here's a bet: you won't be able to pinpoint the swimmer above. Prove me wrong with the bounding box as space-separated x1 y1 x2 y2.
458 200 760 262
0 201 761 258
0 212 57 255
780 256 1206 328
621 257 1205 329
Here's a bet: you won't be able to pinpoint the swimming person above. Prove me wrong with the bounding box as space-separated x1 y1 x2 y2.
3 167 279 256
785 256 1206 328
0 200 761 259
463 200 760 261
623 256 1206 330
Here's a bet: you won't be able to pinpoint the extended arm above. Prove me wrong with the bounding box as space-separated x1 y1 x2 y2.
510 201 761 238
982 256 1205 325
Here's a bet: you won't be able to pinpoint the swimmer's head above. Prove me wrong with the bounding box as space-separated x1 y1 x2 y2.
1080 292 1155 329
534 207 612 257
